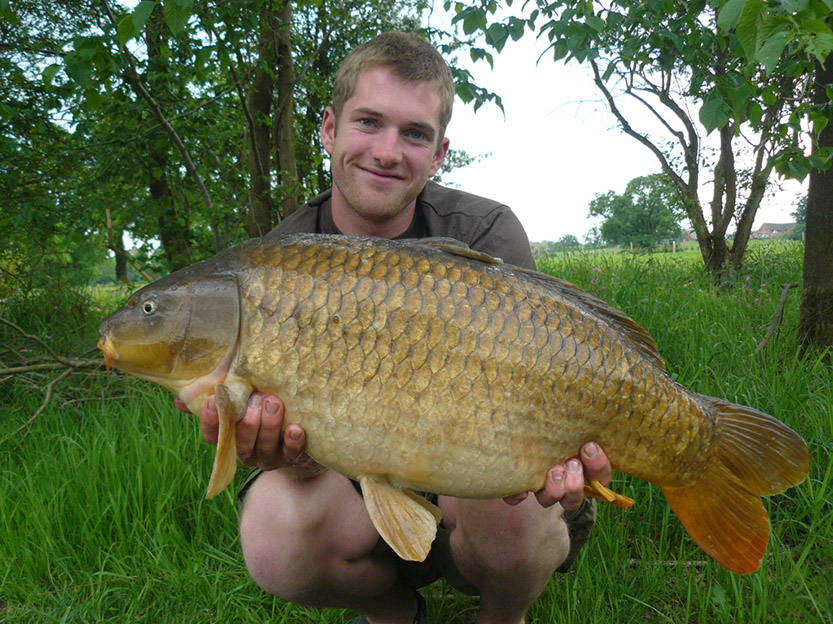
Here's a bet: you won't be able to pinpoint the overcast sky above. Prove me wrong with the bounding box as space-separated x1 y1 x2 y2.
435 16 806 243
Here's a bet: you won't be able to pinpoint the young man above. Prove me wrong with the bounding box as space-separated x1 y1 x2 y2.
187 32 612 624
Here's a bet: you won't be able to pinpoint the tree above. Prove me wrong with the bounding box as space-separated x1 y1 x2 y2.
1 0 506 290
589 174 686 248
447 0 808 275
556 234 581 251
800 53 833 349
712 0 833 350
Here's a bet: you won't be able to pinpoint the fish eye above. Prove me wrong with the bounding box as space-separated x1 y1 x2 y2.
141 300 157 315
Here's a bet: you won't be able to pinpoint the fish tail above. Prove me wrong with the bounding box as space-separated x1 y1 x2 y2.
659 396 809 574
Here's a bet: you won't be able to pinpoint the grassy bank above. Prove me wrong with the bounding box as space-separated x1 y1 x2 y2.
1 242 830 623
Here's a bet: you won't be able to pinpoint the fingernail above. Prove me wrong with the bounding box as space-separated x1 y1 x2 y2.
584 442 598 458
288 429 301 442
206 396 215 413
264 398 278 416
550 468 564 484
568 459 582 474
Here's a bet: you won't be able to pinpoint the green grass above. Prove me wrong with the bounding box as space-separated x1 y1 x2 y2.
2 242 831 623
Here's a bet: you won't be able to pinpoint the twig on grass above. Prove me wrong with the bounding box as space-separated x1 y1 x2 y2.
755 283 799 355
0 317 105 444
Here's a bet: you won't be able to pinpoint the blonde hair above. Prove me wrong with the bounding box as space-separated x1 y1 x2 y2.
332 31 455 140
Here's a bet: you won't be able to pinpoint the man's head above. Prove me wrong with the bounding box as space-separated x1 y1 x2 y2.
332 31 455 141
321 32 454 238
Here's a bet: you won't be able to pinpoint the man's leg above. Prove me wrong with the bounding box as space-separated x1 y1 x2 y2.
439 495 571 624
239 469 418 624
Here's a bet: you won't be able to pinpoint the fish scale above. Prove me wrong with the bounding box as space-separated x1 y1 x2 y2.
98 233 808 571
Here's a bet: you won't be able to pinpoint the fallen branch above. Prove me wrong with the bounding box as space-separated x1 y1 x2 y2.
1 368 75 445
1 317 106 444
755 283 799 355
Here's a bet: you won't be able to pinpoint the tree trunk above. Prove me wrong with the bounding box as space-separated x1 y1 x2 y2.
274 0 298 219
246 3 277 238
113 229 129 283
798 57 833 352
146 8 190 271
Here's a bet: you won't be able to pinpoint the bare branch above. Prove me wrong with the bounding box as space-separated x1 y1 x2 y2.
755 284 799 355
589 60 685 191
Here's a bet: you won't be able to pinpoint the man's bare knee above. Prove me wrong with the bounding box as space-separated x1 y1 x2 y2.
238 469 388 603
239 473 322 599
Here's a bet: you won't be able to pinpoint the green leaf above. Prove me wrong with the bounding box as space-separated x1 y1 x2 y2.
65 52 93 88
700 97 729 133
756 31 788 74
736 0 766 60
117 15 138 45
461 9 486 36
717 0 747 32
163 0 192 35
485 23 509 52
42 63 61 89
0 0 20 26
586 15 605 33
132 1 157 30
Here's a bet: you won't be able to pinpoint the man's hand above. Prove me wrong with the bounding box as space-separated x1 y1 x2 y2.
503 442 612 510
175 393 323 477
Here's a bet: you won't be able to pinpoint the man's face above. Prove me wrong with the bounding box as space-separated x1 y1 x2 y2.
321 66 450 233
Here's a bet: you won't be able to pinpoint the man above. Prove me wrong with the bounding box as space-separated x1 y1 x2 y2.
185 32 612 624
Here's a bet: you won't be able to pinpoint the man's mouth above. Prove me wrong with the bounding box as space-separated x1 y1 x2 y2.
359 165 403 181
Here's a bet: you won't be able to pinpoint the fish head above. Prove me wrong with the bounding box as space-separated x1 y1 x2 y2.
97 272 240 393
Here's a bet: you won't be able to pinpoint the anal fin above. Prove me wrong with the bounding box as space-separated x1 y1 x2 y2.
583 477 635 509
359 476 441 562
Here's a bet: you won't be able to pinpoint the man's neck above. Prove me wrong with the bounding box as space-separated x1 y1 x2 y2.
330 194 417 239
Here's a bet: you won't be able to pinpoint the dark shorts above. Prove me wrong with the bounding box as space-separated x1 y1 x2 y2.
238 469 596 593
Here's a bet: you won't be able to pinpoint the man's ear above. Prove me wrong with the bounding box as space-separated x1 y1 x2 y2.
321 107 337 155
430 137 450 177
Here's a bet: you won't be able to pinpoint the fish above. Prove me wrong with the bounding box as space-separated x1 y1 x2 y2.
97 233 809 573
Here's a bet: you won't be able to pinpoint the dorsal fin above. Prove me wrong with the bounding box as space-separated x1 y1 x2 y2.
404 237 504 265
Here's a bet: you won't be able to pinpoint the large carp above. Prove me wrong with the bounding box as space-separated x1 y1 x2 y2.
98 234 808 573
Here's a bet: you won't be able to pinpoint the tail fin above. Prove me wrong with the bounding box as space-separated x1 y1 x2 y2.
660 397 809 574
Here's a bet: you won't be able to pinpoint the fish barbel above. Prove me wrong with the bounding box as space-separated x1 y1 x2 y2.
97 234 808 573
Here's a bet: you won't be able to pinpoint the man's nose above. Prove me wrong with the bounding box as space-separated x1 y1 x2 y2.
371 129 402 166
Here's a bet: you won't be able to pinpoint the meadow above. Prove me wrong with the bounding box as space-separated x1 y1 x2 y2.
1 241 830 623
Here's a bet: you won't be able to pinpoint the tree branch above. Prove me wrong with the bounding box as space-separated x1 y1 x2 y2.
590 60 686 191
99 0 214 214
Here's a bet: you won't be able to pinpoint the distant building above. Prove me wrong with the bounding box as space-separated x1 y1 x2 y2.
752 223 796 239
681 229 698 242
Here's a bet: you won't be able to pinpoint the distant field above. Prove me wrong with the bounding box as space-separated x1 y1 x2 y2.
1 241 830 623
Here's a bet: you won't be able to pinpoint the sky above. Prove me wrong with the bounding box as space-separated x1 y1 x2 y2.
434 19 807 243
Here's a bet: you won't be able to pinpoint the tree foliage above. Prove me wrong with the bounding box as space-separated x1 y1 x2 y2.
589 174 686 248
0 0 500 290
447 0 815 275
713 1 833 350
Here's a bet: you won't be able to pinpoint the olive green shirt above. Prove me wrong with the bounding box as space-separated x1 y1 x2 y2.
267 181 537 271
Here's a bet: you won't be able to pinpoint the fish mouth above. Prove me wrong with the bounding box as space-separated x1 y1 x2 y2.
97 336 115 373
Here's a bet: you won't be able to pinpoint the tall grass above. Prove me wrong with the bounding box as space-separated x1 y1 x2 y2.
2 242 830 623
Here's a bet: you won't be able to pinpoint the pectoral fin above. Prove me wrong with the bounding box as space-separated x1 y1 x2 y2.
358 475 442 562
205 380 251 499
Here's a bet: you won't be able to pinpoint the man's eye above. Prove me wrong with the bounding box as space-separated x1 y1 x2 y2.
406 129 427 141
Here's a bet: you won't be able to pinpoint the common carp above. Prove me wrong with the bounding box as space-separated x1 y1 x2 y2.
97 234 808 573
